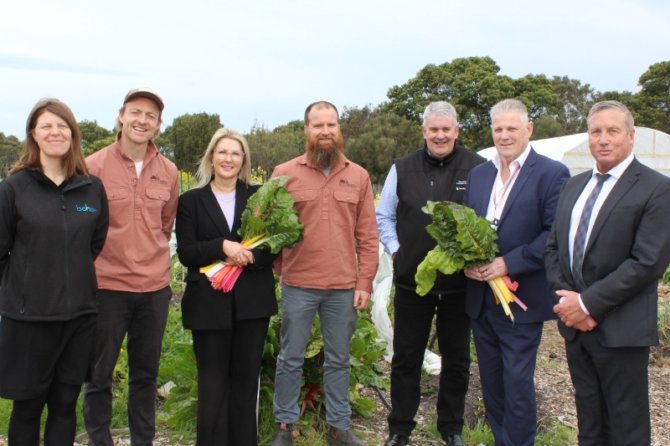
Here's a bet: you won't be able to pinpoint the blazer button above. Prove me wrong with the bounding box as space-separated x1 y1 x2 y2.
20 309 25 314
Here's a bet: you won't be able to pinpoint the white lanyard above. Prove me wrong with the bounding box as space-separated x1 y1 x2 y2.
491 166 520 229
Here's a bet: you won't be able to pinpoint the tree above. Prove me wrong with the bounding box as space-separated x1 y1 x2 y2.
156 113 223 174
383 57 559 151
344 113 423 185
0 132 22 178
634 61 670 133
339 105 380 141
83 136 116 158
550 76 596 134
244 121 305 181
531 116 566 141
0 132 22 154
78 120 113 151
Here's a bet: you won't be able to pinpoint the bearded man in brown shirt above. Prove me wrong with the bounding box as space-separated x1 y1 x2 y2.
268 102 379 446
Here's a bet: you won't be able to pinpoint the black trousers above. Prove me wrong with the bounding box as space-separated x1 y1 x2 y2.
565 330 651 446
192 317 270 446
83 287 172 446
388 286 471 438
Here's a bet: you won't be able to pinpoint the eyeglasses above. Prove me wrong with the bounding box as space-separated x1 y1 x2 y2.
213 149 245 160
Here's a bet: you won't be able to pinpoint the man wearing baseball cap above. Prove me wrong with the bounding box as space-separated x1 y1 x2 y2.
83 88 179 446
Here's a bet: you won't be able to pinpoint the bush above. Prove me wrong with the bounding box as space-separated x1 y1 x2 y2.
159 281 389 436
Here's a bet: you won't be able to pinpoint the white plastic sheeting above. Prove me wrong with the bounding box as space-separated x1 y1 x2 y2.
477 127 670 178
370 243 442 375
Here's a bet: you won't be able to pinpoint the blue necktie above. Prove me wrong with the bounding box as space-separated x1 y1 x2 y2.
572 173 611 292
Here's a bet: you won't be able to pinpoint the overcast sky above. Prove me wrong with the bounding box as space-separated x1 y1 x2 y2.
1 0 668 139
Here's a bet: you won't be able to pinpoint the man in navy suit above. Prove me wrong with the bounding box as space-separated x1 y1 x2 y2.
462 99 570 446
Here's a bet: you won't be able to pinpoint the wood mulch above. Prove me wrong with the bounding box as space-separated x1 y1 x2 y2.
355 284 670 445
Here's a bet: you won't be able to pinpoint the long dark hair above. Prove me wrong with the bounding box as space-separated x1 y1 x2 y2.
9 98 87 178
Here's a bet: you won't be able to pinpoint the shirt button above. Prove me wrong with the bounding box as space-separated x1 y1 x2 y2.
159 195 162 198
347 198 350 201
111 194 114 197
325 183 327 186
136 194 139 198
133 179 137 182
128 163 133 167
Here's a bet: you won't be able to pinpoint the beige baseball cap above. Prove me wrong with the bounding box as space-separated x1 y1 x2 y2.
123 88 164 111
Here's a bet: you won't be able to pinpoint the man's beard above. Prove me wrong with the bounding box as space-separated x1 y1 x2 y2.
306 132 344 169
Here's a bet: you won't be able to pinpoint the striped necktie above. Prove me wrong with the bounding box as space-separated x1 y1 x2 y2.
571 173 611 292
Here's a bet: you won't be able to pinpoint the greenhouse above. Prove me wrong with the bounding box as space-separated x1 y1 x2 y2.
477 127 670 177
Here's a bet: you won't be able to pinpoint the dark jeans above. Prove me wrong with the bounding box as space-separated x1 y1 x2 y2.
388 286 471 438
192 317 270 446
83 287 172 446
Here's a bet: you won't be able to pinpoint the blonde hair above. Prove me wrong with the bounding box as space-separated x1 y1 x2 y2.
195 127 253 188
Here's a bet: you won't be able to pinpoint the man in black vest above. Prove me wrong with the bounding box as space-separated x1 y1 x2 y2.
376 102 486 446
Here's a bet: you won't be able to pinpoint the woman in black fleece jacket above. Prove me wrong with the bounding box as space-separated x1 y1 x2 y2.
0 99 109 446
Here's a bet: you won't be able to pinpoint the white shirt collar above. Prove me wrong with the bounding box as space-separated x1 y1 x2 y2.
493 143 532 171
592 151 635 180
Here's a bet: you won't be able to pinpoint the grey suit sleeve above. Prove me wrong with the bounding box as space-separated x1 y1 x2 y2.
581 180 670 320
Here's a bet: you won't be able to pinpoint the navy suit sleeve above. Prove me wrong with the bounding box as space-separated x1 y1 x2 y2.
176 192 227 268
462 170 473 209
503 164 570 278
543 180 575 303
582 180 670 320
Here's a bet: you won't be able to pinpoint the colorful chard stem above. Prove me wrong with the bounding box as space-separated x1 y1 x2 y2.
487 275 527 323
199 232 267 292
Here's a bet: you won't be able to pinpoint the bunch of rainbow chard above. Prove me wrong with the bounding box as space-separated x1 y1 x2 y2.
200 176 304 292
415 201 527 322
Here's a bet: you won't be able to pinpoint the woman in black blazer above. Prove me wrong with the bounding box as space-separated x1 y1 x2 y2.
175 128 278 446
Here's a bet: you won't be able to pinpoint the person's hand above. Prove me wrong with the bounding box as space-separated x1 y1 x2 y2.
554 290 596 330
353 290 371 310
572 316 598 332
222 240 253 267
465 258 508 282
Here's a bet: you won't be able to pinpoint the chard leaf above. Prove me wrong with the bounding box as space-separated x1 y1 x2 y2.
239 176 304 252
415 201 499 295
415 246 465 296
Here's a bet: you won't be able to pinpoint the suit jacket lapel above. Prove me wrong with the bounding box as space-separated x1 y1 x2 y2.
498 148 537 228
475 162 496 217
230 181 249 238
584 159 640 256
200 185 232 237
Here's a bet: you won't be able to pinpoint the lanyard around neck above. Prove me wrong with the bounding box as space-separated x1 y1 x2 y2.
491 164 520 228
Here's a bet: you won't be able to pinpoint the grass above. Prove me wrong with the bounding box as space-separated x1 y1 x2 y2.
418 417 576 446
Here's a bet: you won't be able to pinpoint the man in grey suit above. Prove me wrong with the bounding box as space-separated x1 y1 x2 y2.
544 100 670 446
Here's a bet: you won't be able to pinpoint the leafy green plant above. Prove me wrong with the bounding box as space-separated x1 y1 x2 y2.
415 201 498 296
161 281 388 437
661 262 670 285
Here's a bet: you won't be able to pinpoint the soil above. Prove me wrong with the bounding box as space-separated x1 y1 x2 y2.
353 284 670 446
